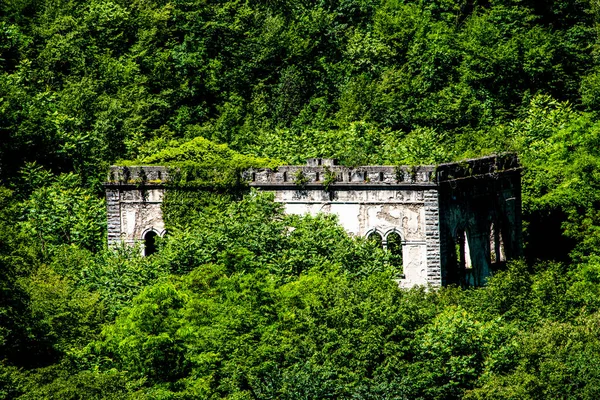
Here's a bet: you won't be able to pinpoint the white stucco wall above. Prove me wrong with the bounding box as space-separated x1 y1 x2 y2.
275 188 430 286
117 188 166 245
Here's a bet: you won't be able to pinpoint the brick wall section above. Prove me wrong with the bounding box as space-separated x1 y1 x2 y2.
424 189 442 287
106 188 121 246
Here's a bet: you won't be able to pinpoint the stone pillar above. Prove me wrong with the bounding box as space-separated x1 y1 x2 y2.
106 188 121 246
424 189 441 287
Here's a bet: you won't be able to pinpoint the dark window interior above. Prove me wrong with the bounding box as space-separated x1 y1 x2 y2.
144 231 158 256
367 232 383 248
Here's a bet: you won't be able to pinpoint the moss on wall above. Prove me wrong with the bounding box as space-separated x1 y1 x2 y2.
114 136 282 228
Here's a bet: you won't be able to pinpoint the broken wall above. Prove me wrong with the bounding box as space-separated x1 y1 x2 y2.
436 155 522 286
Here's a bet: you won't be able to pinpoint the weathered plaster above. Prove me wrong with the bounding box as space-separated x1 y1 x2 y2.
105 166 168 248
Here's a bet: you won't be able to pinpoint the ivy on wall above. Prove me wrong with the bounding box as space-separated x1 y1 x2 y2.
115 136 281 229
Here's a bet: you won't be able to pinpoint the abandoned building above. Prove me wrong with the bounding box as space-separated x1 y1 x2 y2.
105 154 522 288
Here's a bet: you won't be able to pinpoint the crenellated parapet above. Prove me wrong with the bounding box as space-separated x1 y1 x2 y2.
245 154 520 189
436 153 520 182
244 159 436 188
105 166 170 186
104 154 520 189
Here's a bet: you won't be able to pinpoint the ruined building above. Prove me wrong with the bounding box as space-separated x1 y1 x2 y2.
105 154 522 287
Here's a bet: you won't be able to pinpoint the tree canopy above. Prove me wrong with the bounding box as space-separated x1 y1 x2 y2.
3 0 600 398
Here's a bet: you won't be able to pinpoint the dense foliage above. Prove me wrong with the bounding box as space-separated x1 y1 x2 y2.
4 0 600 398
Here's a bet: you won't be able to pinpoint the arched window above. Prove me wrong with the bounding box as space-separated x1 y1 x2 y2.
144 231 158 256
386 231 403 267
367 231 383 248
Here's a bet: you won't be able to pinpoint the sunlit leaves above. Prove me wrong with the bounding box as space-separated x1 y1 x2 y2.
19 168 106 254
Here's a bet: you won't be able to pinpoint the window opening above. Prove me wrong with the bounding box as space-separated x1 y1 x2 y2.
498 233 506 262
464 233 472 269
367 232 383 248
455 230 472 270
489 223 506 263
144 231 158 256
387 232 403 267
490 223 496 263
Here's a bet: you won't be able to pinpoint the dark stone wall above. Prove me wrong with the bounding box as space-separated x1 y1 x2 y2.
424 189 442 286
437 155 522 287
106 188 122 246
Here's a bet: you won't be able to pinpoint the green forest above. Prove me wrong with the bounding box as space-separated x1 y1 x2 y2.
3 0 600 398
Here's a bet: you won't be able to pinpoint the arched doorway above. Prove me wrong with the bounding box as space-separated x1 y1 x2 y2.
143 230 159 256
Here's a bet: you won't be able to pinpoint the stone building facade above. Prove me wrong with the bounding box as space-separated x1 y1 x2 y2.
105 154 522 287
105 166 168 253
